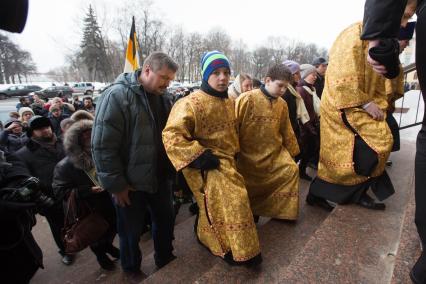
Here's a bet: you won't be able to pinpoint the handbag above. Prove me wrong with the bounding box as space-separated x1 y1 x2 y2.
61 189 109 254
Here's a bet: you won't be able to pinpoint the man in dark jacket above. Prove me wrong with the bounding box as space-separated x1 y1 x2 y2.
312 57 327 98
362 1 426 282
81 96 96 115
92 52 178 275
15 115 73 265
0 152 44 283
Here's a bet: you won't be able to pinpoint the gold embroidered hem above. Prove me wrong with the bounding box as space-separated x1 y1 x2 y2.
317 22 393 186
163 91 261 261
235 89 300 220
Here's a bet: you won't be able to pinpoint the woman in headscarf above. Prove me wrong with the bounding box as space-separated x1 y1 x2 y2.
228 73 253 99
296 64 321 181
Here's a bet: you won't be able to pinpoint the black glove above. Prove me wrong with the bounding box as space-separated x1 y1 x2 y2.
368 39 400 79
189 150 220 171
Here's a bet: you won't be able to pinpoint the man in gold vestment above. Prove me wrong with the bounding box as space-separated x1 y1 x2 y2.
162 51 261 266
307 22 396 211
235 64 300 220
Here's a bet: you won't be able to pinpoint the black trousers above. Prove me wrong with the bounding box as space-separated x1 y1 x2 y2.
87 192 117 258
114 181 175 272
44 203 66 256
415 3 426 247
299 132 319 172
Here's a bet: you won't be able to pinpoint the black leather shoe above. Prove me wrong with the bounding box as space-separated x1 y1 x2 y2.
306 193 334 212
411 252 426 284
357 193 386 210
223 252 262 267
300 172 313 181
244 253 263 268
189 202 199 215
97 253 115 271
253 215 260 223
155 254 177 268
61 254 74 265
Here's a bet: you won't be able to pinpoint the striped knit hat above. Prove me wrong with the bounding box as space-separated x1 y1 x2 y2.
200 51 230 82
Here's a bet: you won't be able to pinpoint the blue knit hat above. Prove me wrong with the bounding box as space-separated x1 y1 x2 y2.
200 51 230 82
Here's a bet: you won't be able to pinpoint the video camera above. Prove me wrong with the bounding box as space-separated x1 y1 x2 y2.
0 177 55 209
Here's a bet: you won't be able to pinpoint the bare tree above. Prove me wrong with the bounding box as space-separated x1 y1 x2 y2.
0 33 37 84
229 39 253 77
185 32 203 82
166 27 187 81
251 47 273 79
266 36 286 64
203 28 231 55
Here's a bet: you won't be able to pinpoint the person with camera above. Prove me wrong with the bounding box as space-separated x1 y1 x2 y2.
53 113 119 270
15 116 74 265
0 152 47 283
0 118 28 153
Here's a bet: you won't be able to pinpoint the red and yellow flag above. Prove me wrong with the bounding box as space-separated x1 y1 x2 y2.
123 16 140 72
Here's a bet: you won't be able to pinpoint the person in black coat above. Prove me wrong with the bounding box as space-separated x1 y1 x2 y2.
0 119 28 153
311 57 328 99
53 118 119 270
362 0 426 282
0 152 44 283
15 116 74 265
48 105 70 138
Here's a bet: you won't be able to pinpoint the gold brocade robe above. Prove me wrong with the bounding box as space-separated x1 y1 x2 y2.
162 90 260 262
318 22 393 186
235 89 300 220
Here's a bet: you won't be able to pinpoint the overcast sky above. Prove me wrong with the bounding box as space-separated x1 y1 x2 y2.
9 0 367 73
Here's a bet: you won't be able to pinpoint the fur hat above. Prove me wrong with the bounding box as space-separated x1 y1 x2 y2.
70 110 94 122
27 115 52 137
63 119 94 170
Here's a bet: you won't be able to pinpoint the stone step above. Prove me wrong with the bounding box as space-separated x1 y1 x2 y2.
143 177 330 283
391 182 421 283
276 141 415 283
142 215 221 284
194 194 330 283
30 203 194 283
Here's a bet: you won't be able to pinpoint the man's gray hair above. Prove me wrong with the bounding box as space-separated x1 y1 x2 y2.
143 51 179 72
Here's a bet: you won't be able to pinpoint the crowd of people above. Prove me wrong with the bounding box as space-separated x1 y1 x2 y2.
1 0 426 283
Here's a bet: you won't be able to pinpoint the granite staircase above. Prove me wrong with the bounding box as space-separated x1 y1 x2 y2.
31 140 419 283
